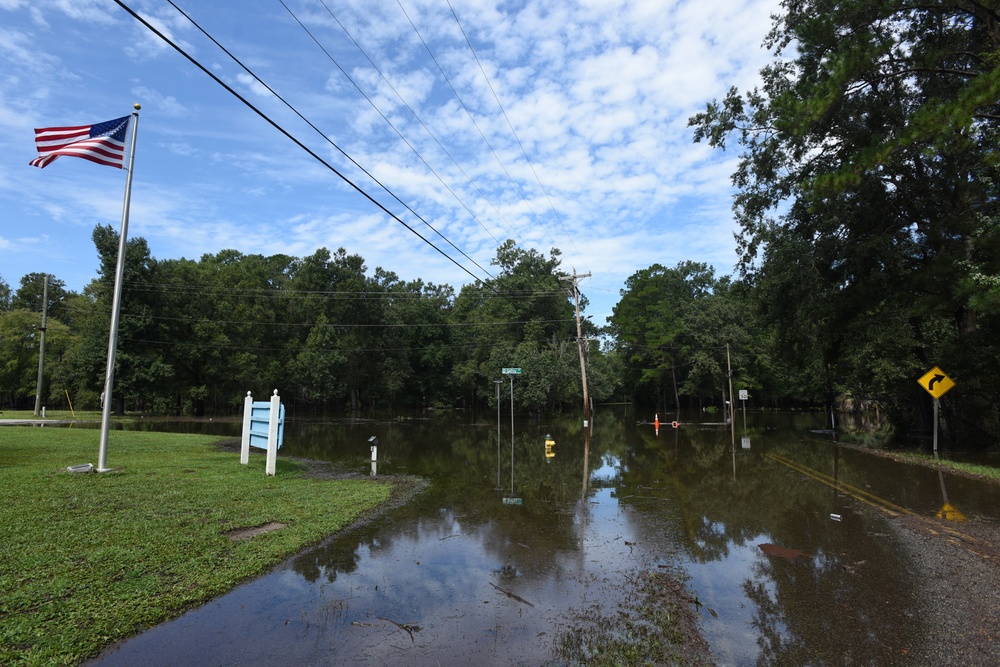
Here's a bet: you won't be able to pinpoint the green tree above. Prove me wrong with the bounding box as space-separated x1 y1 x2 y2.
12 273 73 323
451 241 581 413
78 224 166 414
0 274 13 312
690 0 1000 439
0 309 73 409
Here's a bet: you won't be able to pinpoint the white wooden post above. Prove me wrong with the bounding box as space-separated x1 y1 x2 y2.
266 390 280 476
240 391 252 465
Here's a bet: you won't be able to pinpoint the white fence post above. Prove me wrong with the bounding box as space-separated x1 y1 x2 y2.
266 389 280 476
240 391 252 465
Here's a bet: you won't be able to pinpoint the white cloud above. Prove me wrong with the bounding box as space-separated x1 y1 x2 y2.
0 0 785 321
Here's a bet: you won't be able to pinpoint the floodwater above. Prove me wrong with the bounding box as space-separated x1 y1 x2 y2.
85 408 1000 665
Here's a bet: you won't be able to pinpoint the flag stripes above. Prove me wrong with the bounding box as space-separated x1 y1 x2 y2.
30 116 130 169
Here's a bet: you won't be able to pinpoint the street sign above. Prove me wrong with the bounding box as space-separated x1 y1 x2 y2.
739 389 748 401
918 366 956 399
502 368 522 375
502 497 523 505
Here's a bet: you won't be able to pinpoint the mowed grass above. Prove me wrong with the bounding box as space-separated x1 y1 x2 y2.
0 427 393 666
0 409 107 421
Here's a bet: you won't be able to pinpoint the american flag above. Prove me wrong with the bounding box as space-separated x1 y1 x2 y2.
30 116 130 169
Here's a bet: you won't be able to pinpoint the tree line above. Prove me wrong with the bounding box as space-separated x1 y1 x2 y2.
5 1 1000 445
1 232 618 418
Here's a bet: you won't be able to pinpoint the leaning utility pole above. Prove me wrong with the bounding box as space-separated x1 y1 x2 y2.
33 274 49 417
560 271 592 425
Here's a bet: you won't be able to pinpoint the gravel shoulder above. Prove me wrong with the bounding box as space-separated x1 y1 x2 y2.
890 513 1000 665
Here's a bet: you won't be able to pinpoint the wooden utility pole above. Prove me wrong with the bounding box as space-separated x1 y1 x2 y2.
727 343 735 448
560 271 592 425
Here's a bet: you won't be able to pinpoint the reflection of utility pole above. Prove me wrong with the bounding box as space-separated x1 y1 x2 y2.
495 379 502 489
510 375 515 495
33 275 49 417
560 271 591 426
727 343 735 449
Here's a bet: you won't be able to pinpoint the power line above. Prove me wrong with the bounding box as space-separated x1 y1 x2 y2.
113 0 491 289
126 314 575 329
395 0 558 249
108 280 570 299
447 0 590 275
276 1 503 258
120 334 574 354
316 0 523 244
165 0 496 284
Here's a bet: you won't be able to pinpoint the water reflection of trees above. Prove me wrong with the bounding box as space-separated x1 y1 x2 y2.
617 422 929 664
288 414 608 586
285 410 937 665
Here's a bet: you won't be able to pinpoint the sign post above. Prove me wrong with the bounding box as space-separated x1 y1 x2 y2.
738 389 748 435
917 366 956 455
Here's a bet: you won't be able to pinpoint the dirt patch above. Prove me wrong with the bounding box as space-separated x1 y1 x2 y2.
225 522 286 541
552 564 714 666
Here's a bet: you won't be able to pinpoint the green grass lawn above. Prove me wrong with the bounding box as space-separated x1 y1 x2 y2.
1 409 106 421
0 427 396 666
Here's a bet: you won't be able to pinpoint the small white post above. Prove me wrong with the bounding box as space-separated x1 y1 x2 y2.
266 390 279 476
240 391 252 465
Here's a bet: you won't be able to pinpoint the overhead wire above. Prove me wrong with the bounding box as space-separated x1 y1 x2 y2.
395 0 559 250
315 0 523 244
121 334 576 354
108 280 570 300
129 314 575 329
446 0 591 275
112 0 492 290
277 1 504 255
164 0 496 284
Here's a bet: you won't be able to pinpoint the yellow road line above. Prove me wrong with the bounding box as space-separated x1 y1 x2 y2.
764 452 990 556
765 452 916 517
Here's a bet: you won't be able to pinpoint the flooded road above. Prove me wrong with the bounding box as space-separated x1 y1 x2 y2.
87 409 1000 665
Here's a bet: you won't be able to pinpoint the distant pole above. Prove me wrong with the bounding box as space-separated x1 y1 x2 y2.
33 274 49 417
97 104 140 473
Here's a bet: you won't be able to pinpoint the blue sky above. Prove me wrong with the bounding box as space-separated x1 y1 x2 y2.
1 0 780 323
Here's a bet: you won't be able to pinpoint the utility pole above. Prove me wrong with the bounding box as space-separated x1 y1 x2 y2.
727 343 735 449
560 271 592 426
33 274 49 417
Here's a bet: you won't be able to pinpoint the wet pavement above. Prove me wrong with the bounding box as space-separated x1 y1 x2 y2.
84 409 1000 665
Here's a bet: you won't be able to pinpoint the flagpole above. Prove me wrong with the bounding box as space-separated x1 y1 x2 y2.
97 103 141 473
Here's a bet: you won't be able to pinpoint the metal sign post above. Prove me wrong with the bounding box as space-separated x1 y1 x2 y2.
739 389 748 435
917 366 956 455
